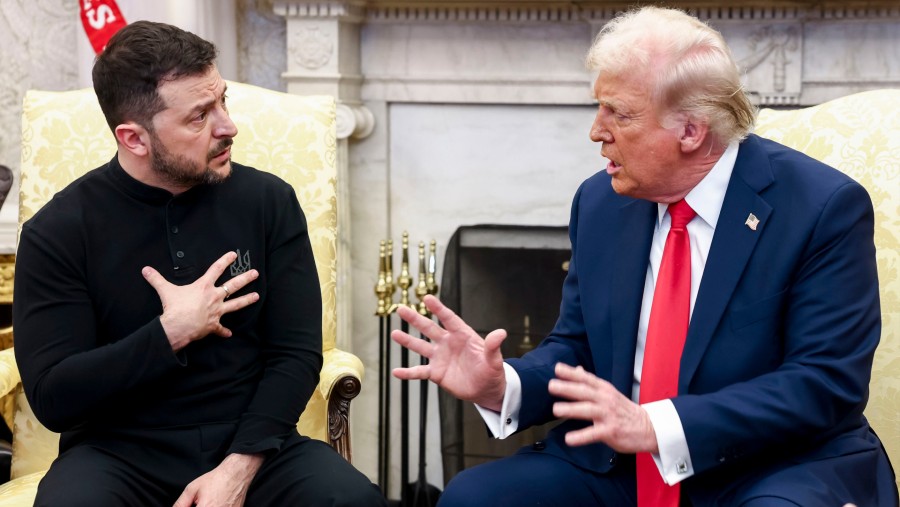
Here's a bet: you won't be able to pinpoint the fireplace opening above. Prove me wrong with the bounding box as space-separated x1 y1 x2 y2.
438 224 570 484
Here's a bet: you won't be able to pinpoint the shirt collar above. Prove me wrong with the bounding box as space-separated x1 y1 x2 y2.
107 154 173 204
107 153 213 205
656 141 739 230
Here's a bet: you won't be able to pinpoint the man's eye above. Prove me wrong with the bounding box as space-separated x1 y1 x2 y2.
194 111 207 122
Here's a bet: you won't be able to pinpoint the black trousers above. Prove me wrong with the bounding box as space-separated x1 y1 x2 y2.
35 424 386 507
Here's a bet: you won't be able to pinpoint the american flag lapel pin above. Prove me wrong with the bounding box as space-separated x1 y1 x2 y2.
745 213 760 231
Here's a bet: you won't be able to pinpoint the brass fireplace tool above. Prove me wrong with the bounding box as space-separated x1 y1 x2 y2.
374 233 439 504
376 234 438 318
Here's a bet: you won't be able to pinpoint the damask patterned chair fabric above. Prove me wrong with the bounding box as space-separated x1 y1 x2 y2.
754 89 900 487
0 82 364 504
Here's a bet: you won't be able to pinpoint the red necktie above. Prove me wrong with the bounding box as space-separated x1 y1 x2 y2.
637 199 696 507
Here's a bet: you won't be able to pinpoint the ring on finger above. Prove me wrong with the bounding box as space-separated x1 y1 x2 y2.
221 284 231 297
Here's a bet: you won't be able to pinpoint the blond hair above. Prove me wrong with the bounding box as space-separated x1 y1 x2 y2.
586 6 755 145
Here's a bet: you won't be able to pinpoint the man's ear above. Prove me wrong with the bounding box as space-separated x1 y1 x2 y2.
678 116 711 154
114 122 150 157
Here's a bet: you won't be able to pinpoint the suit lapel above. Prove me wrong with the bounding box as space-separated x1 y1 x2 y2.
679 135 775 391
609 198 657 394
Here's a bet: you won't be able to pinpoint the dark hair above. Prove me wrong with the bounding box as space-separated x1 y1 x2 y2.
92 20 218 133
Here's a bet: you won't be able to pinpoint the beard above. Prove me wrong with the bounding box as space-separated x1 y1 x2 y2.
149 131 233 188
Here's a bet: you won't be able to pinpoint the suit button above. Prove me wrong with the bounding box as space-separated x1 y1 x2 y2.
532 441 546 451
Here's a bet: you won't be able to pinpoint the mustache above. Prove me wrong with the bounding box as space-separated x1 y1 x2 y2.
208 138 234 161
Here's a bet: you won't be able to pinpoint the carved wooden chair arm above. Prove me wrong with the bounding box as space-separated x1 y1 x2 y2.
320 348 364 462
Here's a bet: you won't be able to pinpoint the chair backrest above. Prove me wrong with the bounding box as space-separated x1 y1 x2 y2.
754 89 900 484
14 82 338 479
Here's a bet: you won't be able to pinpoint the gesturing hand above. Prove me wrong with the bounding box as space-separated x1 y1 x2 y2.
549 363 659 454
143 251 260 351
391 295 508 412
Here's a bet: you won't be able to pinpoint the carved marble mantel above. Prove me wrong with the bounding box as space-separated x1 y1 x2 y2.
275 0 900 108
274 1 375 138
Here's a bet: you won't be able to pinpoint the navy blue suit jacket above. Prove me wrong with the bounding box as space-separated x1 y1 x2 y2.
507 135 897 505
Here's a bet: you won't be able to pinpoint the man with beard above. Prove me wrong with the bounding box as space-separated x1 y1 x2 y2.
13 21 385 507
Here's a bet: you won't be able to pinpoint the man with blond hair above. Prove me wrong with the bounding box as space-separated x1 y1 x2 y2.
392 6 897 506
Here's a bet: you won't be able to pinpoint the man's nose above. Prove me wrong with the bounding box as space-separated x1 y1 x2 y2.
214 110 238 139
590 121 612 143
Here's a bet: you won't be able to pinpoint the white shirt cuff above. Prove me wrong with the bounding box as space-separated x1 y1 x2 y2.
643 399 694 485
475 362 522 439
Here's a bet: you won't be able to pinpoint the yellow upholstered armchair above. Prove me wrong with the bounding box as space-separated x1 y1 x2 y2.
0 82 364 503
754 89 900 488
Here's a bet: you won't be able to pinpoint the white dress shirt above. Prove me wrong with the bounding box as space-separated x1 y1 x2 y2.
477 141 739 486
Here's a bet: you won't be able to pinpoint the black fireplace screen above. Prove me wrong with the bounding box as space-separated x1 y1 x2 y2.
438 224 570 484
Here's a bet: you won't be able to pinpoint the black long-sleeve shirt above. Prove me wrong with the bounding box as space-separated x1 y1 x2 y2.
13 156 323 456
